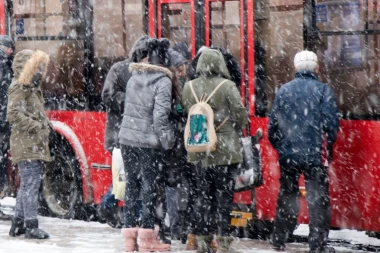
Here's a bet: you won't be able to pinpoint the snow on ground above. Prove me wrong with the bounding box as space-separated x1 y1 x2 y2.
1 216 380 253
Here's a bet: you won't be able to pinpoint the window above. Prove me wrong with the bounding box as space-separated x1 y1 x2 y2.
316 0 380 118
210 1 240 61
254 0 304 116
90 0 147 111
13 0 87 110
161 3 192 50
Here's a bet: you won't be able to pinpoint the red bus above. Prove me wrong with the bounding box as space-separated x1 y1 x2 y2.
2 0 380 238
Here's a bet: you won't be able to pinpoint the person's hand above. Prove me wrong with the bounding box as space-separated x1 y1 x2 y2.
31 72 43 87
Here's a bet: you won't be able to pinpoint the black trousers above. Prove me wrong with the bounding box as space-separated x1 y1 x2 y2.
178 162 197 235
194 164 238 236
272 160 331 251
121 145 159 229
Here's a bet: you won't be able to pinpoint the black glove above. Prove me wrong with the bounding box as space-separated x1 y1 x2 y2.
31 72 43 87
327 143 334 162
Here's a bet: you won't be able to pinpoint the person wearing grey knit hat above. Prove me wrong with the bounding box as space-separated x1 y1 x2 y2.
268 50 339 253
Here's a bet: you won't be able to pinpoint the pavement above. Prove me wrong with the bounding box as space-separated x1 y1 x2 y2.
0 216 370 253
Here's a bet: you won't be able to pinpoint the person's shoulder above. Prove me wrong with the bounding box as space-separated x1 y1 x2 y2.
110 59 130 72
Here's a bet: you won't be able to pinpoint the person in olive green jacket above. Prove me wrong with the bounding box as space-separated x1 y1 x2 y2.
7 50 51 240
182 48 248 253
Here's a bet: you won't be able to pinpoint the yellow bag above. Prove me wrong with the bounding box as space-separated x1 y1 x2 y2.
111 148 126 200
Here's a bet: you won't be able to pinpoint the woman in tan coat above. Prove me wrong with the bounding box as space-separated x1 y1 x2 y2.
7 50 51 239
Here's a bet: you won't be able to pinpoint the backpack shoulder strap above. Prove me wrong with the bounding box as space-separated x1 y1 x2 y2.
205 80 229 103
189 81 200 103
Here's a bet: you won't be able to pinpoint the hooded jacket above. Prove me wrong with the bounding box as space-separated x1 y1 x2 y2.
268 70 340 165
101 35 150 151
118 63 175 150
7 50 52 164
182 49 248 167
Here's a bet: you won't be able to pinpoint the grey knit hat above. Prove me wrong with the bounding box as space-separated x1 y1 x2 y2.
169 49 187 68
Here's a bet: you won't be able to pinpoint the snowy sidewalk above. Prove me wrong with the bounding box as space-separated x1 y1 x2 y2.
0 216 378 253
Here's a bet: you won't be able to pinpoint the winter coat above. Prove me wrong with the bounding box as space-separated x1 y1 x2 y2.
102 35 150 151
268 70 340 165
118 63 175 150
0 48 13 133
182 48 248 167
7 50 52 164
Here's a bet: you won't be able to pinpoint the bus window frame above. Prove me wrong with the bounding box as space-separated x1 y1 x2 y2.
152 0 196 57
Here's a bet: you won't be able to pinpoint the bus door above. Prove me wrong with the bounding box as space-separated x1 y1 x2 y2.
204 0 255 133
150 0 196 57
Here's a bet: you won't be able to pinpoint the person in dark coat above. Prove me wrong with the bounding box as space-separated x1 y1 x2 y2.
100 35 150 228
268 50 339 253
0 35 14 203
119 38 174 252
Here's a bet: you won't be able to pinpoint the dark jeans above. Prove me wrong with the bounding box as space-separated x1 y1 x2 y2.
272 160 331 251
121 145 159 229
0 131 10 191
101 183 116 209
166 186 180 235
14 160 43 221
194 164 238 236
179 163 197 235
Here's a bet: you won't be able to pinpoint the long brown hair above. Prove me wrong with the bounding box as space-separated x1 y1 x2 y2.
170 67 181 104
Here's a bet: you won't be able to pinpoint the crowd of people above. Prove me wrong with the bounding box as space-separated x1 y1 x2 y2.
0 33 340 253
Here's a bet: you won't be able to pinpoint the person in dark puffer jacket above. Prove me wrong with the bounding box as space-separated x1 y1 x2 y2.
0 35 14 203
100 35 150 228
268 50 339 253
119 38 175 252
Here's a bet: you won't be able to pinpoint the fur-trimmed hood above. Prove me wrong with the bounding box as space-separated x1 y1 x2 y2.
13 50 50 85
129 62 173 79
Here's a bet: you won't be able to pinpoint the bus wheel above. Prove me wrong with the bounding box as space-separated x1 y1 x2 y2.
39 134 84 220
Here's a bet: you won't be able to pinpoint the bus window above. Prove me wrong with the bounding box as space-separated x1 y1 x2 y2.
12 0 86 110
209 1 240 61
161 3 191 49
91 0 147 111
254 0 303 116
316 0 380 119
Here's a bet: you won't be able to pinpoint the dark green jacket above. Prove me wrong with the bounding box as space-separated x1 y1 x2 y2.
182 49 248 167
7 50 52 164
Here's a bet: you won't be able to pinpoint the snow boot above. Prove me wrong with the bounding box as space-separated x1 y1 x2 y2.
186 233 198 250
25 219 50 239
156 225 171 244
196 235 215 253
309 246 335 253
122 227 139 252
138 228 171 252
215 236 241 253
9 217 25 237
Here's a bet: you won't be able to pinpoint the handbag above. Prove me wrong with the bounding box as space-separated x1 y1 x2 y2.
111 148 126 200
234 130 264 192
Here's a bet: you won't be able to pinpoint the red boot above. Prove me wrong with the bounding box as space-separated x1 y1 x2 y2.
138 228 171 252
122 227 139 252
